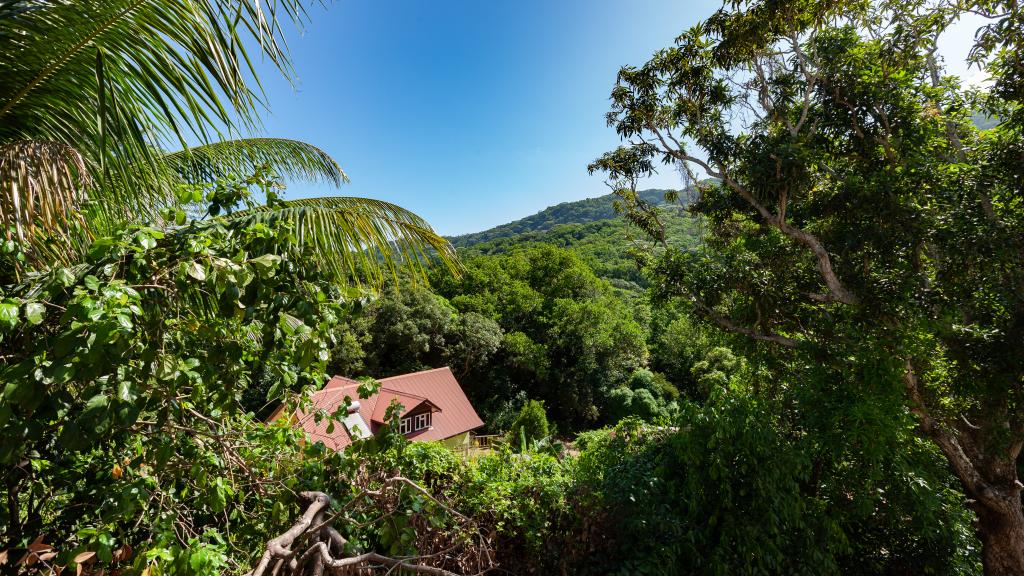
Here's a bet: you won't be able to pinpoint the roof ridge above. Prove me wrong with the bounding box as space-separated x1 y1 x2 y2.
377 366 452 382
378 387 429 401
311 383 359 397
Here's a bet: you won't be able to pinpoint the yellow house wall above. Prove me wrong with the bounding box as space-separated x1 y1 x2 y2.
440 431 472 449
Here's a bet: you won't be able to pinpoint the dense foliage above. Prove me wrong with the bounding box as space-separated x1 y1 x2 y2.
4 0 1020 573
507 400 550 447
323 395 979 576
434 246 649 431
458 206 701 289
590 0 1024 572
326 245 650 432
1 180 348 570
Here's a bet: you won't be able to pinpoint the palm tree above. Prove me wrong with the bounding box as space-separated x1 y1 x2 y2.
0 0 456 277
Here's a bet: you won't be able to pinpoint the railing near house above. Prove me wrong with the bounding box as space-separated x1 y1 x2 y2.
452 433 504 457
471 434 504 449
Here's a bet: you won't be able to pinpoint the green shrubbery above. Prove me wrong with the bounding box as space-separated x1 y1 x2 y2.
351 387 979 576
507 399 550 449
604 369 679 424
333 245 650 431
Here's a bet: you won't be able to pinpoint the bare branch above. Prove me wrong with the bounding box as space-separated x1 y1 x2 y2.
249 478 494 576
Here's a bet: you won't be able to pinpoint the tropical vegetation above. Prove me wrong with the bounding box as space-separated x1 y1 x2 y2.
589 0 1024 572
2 0 1023 574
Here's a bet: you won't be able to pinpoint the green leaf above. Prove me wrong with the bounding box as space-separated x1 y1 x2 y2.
115 314 133 331
249 253 281 268
56 267 76 286
52 363 76 384
3 378 40 406
0 302 19 329
24 302 45 325
187 261 207 281
85 394 109 411
137 234 156 250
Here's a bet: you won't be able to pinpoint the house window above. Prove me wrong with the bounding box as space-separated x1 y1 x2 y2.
398 412 432 435
414 412 431 431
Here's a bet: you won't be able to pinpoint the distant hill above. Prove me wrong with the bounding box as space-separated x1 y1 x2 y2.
971 112 1000 130
449 189 675 248
450 189 700 290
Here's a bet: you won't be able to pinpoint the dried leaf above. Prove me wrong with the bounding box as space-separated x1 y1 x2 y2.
73 551 96 563
112 544 132 562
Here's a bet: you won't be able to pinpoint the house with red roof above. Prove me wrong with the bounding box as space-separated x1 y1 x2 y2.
272 366 484 451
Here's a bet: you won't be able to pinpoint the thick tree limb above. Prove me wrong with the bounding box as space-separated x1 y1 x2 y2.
647 127 858 307
903 359 1021 515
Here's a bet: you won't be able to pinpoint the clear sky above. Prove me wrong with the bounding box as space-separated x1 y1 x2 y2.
250 0 714 236
251 1 988 236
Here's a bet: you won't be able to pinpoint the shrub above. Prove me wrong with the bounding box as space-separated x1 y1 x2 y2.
507 399 549 448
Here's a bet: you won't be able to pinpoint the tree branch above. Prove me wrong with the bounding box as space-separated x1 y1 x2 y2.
647 126 857 306
249 478 492 576
692 299 802 348
903 359 1019 515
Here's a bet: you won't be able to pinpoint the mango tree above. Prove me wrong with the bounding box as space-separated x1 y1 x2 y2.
591 0 1023 572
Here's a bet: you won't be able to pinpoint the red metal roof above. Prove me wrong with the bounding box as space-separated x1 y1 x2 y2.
285 367 483 450
369 389 439 423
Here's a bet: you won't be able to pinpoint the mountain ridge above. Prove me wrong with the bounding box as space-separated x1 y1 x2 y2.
448 189 700 291
448 189 675 248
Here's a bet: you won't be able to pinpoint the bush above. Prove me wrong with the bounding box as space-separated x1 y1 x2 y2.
567 393 979 576
507 399 549 448
603 369 678 425
690 346 740 397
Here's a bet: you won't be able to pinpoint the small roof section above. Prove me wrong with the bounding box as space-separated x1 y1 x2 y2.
279 367 483 450
369 388 440 424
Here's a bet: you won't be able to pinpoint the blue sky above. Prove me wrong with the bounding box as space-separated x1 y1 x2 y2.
251 1 987 236
250 1 714 236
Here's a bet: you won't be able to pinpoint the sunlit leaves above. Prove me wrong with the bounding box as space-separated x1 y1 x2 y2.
0 172 371 569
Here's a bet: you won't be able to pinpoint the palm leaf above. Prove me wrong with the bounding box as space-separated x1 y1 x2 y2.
0 137 352 264
0 0 316 229
226 197 461 285
0 140 89 245
164 138 347 187
0 1 460 289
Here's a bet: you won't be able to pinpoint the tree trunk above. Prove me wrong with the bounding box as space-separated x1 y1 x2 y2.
930 439 1024 576
976 500 1024 576
903 362 1024 575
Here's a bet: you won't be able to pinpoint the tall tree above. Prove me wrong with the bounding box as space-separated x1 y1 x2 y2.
591 0 1023 573
432 245 648 429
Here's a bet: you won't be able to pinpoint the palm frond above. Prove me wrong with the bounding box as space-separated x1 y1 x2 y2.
0 0 315 227
0 139 89 245
226 197 461 286
163 139 348 187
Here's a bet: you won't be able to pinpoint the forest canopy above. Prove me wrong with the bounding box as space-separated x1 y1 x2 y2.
2 0 1023 574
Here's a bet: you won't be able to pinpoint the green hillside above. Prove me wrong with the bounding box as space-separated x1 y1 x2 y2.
449 188 675 248
454 193 701 290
